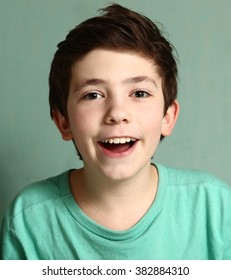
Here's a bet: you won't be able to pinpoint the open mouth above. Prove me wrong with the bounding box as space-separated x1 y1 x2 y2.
99 137 138 154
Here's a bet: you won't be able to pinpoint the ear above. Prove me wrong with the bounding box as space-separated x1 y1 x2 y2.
161 100 180 137
52 110 73 141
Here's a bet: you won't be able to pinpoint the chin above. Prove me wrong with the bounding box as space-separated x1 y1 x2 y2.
98 162 148 182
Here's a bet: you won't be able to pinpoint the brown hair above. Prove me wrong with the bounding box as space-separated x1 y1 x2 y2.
49 4 178 121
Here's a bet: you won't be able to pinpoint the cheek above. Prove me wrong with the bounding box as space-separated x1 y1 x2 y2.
69 108 98 140
144 109 164 131
143 112 164 146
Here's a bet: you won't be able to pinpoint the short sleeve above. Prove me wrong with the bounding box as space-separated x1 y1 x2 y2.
0 213 26 260
223 192 231 259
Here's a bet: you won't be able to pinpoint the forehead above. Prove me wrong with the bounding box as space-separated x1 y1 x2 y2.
70 49 161 86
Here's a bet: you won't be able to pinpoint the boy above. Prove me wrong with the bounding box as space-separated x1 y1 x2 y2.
1 4 231 260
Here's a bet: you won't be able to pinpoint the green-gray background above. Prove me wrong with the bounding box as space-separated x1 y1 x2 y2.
1 0 230 222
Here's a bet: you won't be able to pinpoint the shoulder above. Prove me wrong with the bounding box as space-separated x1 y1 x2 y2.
156 163 231 198
5 170 71 222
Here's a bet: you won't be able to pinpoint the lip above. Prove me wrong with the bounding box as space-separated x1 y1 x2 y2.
97 137 139 158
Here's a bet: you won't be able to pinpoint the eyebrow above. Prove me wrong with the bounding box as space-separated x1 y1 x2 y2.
122 76 158 87
73 76 158 92
73 79 106 92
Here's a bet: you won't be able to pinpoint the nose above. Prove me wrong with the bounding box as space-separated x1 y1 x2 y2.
104 97 132 125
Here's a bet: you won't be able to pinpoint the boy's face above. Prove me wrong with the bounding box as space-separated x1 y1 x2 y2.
54 49 178 181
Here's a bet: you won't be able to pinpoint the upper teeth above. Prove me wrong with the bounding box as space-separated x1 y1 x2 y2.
102 137 136 144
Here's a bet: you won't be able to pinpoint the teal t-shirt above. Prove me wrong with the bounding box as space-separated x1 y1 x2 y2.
1 164 231 259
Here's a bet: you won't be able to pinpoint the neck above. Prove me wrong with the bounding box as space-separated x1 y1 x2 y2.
70 163 158 230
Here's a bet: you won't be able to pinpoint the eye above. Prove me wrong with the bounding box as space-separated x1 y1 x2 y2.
132 90 150 98
83 92 104 100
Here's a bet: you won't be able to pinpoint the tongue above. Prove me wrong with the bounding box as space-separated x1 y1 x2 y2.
103 143 131 153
